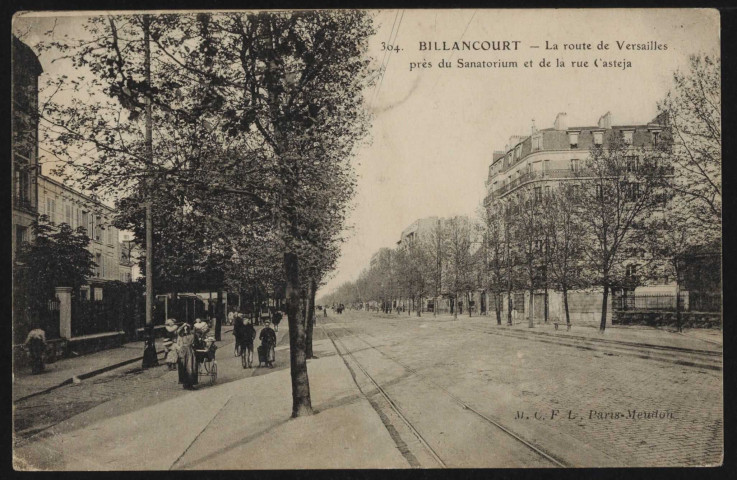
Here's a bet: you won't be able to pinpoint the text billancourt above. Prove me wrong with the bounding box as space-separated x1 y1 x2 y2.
419 40 521 51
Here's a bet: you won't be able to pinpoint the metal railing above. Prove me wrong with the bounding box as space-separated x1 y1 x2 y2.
612 292 721 313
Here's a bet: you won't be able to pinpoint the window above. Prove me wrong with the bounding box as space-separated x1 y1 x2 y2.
545 185 551 197
15 226 28 253
595 184 603 199
94 288 103 301
94 216 102 242
570 159 581 172
46 198 56 224
65 204 72 225
515 145 521 160
82 211 89 236
534 186 542 202
652 130 660 146
543 159 549 174
569 132 579 149
593 131 603 146
623 130 634 145
94 253 102 277
625 156 638 173
626 265 637 277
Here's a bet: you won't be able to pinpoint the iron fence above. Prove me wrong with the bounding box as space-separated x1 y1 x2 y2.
612 292 721 313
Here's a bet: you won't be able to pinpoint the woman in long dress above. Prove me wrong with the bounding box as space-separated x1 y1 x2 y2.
176 324 198 389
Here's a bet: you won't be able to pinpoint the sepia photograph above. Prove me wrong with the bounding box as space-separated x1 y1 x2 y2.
11 8 722 469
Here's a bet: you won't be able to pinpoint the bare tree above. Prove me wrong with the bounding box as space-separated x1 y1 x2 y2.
543 184 586 327
510 189 544 328
658 54 721 236
481 204 510 325
445 216 473 320
577 136 666 332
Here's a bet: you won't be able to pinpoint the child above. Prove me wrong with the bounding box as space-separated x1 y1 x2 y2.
163 339 177 370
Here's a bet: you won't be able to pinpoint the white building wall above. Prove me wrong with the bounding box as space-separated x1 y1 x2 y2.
38 176 122 283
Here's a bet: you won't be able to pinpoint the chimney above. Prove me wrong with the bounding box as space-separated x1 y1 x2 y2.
508 135 523 148
554 112 568 131
598 111 612 129
531 119 537 135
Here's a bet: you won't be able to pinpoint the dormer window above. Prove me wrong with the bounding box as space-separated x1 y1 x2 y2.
515 145 521 160
568 131 579 149
593 131 603 146
623 130 634 145
651 130 661 146
532 136 541 151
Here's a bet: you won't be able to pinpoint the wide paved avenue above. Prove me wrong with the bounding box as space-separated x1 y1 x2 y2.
321 309 722 467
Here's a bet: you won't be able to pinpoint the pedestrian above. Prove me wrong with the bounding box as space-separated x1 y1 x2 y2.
163 339 177 370
232 314 244 357
242 315 256 368
24 327 46 374
164 318 179 342
176 323 198 389
258 320 277 368
272 309 283 332
323 305 328 317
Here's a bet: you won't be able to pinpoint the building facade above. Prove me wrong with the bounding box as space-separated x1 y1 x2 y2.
484 111 665 207
12 36 43 260
38 175 123 296
482 111 668 324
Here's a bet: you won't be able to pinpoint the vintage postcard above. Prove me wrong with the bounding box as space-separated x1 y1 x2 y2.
12 9 722 469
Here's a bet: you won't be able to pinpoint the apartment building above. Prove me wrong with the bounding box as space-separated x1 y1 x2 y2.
38 175 124 297
484 111 665 207
482 111 668 323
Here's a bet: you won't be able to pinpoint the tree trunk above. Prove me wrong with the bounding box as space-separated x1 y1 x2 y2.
507 291 512 325
284 251 312 417
563 285 571 326
416 295 422 317
495 293 502 325
675 268 682 333
543 286 549 324
453 291 458 320
306 278 316 359
528 288 534 328
599 283 609 332
468 291 472 317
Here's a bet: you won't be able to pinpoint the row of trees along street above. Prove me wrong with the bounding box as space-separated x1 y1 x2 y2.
322 54 721 334
34 12 376 417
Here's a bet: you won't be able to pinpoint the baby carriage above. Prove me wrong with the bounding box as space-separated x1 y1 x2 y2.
257 344 275 368
195 335 218 385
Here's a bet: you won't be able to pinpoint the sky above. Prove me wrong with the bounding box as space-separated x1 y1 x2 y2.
13 9 720 297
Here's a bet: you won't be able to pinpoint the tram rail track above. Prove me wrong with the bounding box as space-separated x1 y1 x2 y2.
322 322 568 468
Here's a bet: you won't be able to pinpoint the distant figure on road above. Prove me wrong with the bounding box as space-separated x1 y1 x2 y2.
258 320 277 368
272 309 283 332
323 305 328 317
242 316 256 368
233 314 245 357
176 323 198 389
24 327 46 374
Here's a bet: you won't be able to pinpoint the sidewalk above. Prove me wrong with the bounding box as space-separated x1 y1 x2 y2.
13 340 164 403
13 324 409 470
13 328 234 403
